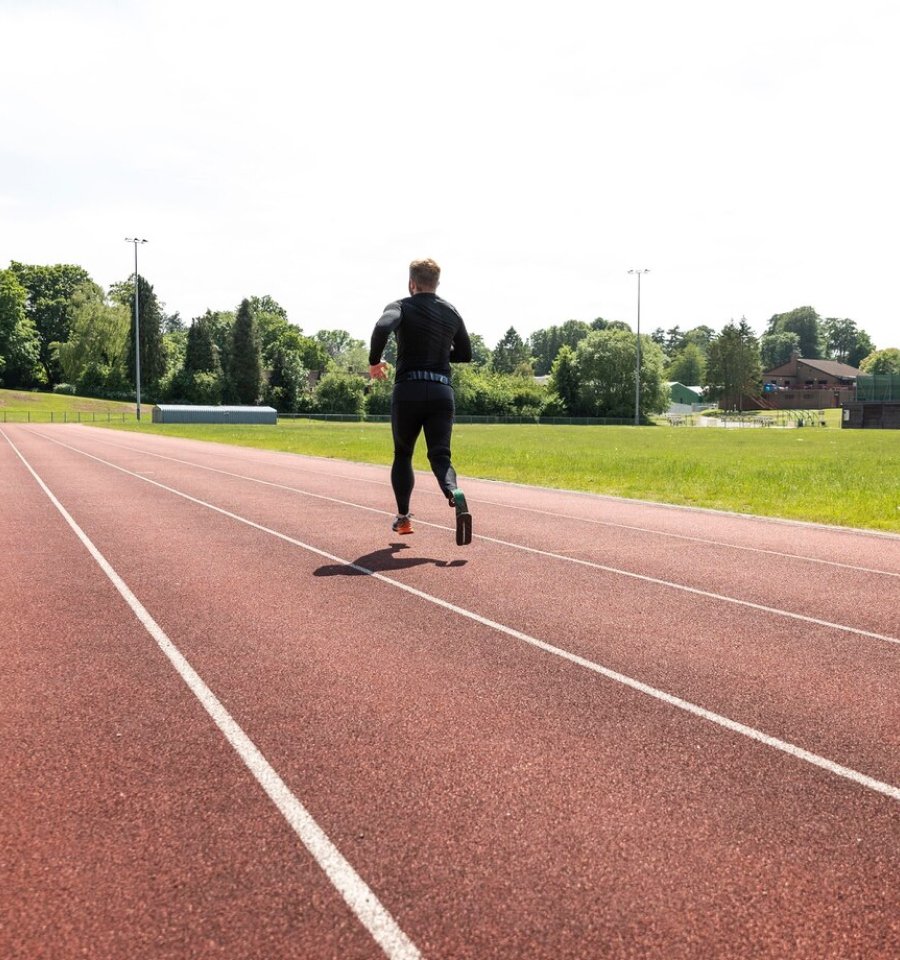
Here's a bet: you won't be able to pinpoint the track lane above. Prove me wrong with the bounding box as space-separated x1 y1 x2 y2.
26 426 900 788
1 429 414 960
73 426 900 637
6 424 900 959
79 425 900 574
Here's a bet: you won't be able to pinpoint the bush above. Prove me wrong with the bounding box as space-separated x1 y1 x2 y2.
314 370 367 415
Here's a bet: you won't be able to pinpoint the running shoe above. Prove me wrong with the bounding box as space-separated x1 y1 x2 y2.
450 489 472 546
392 513 414 535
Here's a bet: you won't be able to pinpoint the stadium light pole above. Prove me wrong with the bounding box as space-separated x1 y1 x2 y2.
125 238 148 421
628 268 649 425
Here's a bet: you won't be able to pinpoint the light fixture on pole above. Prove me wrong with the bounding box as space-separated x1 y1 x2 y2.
628 268 649 425
125 238 148 421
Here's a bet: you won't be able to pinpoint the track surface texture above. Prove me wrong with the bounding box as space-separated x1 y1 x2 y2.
2 423 898 960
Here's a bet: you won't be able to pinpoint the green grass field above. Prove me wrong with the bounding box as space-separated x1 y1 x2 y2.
100 418 899 532
3 389 897 531
0 388 135 421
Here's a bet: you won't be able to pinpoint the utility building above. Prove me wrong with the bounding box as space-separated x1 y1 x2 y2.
151 405 277 424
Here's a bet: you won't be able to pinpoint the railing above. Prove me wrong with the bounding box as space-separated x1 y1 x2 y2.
0 411 136 424
280 413 636 426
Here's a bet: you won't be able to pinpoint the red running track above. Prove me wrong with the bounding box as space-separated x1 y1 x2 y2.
1 423 898 960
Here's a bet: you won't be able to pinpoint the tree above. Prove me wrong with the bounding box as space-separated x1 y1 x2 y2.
9 261 95 384
55 284 130 397
314 370 367 414
265 339 309 413
682 326 716 351
765 306 822 359
859 348 900 375
468 333 492 367
547 345 581 415
110 274 168 397
666 342 706 386
0 269 42 388
229 298 263 404
573 328 668 419
315 329 357 361
759 331 801 370
705 319 762 410
529 320 590 375
184 314 221 377
167 313 224 404
492 326 532 374
822 317 875 367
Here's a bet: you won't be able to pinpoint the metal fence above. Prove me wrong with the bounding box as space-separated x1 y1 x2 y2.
280 413 635 426
0 411 136 423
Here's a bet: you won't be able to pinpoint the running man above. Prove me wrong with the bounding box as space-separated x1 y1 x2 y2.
369 258 474 545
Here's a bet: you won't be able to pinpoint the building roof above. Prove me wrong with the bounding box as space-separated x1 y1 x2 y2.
152 405 276 412
764 357 860 378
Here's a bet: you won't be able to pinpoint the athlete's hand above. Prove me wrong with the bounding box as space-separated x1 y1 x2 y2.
369 362 388 380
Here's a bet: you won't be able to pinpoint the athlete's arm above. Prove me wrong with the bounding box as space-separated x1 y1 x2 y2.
369 301 402 365
450 317 473 364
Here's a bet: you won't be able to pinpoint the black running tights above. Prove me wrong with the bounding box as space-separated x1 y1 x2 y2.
390 380 457 515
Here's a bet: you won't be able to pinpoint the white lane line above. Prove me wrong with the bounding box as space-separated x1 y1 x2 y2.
79 428 900 575
23 429 900 805
45 431 900 648
456 496 900 578
1 429 421 960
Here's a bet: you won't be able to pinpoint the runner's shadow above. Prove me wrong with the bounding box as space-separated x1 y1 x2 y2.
314 542 467 577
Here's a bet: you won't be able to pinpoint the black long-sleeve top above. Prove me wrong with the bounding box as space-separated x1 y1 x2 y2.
369 293 472 380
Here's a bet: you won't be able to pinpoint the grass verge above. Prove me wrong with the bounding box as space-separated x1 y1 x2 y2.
94 418 900 533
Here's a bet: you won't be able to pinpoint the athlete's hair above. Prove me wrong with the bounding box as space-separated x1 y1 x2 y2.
409 258 441 290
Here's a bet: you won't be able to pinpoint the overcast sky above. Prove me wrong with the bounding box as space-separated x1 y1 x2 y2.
2 0 898 351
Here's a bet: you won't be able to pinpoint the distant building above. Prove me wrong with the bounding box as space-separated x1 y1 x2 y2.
760 350 859 409
151 405 277 424
667 382 704 405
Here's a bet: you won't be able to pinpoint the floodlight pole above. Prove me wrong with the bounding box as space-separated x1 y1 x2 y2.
628 269 649 425
125 238 148 420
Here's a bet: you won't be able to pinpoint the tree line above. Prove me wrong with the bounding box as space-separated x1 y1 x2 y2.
1 261 897 420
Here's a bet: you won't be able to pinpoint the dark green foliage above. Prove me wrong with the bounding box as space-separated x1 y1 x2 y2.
574 329 668 419
265 339 309 413
547 345 581 415
759 331 801 370
765 306 823 359
9 261 95 384
0 269 42 388
822 317 875 367
705 319 762 409
229 299 263 404
666 342 706 386
529 320 591 375
492 326 532 374
110 274 168 396
314 370 367 414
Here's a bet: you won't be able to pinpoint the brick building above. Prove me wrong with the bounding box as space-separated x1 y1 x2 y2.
761 351 859 409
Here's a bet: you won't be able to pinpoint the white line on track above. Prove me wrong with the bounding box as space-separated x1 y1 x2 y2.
78 429 900 577
49 431 900 648
2 429 422 960
18 428 900 804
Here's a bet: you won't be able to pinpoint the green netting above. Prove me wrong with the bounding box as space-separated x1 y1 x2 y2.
856 374 900 402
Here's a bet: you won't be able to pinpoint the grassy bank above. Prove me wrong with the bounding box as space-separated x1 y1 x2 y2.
95 418 900 532
0 388 135 421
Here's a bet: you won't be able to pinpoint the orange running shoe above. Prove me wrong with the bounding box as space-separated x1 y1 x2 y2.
391 514 414 535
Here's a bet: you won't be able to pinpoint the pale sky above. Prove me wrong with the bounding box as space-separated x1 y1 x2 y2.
2 0 898 351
